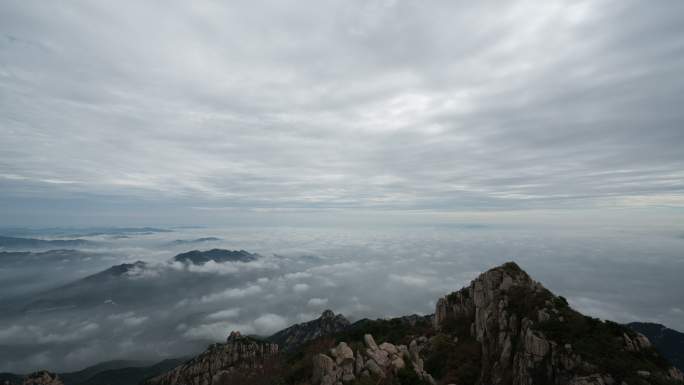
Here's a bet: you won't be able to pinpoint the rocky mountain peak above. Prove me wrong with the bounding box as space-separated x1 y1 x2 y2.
321 309 336 319
434 261 684 385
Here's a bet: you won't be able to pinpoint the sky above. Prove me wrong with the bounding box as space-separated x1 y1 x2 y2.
1 0 684 374
1 0 683 226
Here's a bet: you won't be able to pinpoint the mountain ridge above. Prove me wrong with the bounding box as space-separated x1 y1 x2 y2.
169 238 222 245
267 309 351 351
0 359 184 385
0 236 94 250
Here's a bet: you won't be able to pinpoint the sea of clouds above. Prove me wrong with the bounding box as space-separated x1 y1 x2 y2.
0 224 683 373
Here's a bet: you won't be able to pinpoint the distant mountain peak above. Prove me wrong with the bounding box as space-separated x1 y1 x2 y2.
172 249 258 265
0 235 94 250
98 261 147 277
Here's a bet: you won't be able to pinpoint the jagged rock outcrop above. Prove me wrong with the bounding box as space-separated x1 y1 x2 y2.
146 331 278 385
268 310 350 351
21 371 63 385
311 333 435 384
434 262 684 385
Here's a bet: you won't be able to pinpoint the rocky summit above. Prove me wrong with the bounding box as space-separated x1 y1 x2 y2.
268 310 351 351
433 262 684 385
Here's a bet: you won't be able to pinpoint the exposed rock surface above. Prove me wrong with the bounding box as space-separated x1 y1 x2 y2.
434 262 684 385
268 310 350 351
311 333 435 384
145 331 278 385
21 371 63 385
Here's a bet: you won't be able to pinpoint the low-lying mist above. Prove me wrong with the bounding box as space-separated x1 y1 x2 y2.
1 224 682 373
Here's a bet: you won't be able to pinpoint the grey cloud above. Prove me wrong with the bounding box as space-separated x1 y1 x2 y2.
1 0 683 223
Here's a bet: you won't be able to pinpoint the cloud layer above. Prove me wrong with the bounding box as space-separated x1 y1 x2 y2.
1 0 683 225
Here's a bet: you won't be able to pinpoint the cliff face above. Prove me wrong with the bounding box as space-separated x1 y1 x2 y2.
434 262 683 385
145 332 278 385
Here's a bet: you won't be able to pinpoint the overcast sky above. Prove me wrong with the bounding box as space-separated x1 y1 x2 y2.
1 0 683 226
